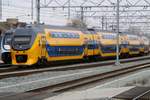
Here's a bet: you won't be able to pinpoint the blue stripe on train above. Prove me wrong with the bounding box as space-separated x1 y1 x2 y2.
128 45 141 52
101 45 116 53
46 43 84 57
87 40 99 50
101 44 142 53
101 44 128 53
87 44 99 49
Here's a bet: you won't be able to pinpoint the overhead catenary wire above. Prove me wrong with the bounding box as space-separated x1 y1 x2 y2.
1 0 150 34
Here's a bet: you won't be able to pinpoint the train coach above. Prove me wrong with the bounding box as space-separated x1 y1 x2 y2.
97 32 117 57
11 25 86 65
140 36 150 54
10 25 150 66
125 34 141 55
1 30 13 64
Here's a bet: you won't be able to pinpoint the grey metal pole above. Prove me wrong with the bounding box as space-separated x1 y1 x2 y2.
36 0 40 24
31 0 34 20
0 0 2 20
102 16 104 31
115 0 120 65
105 17 108 31
81 7 84 23
68 0 70 20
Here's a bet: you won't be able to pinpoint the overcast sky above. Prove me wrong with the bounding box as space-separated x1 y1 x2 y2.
2 0 70 25
1 0 150 31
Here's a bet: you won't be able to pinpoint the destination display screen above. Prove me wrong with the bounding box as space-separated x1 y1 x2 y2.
14 36 31 42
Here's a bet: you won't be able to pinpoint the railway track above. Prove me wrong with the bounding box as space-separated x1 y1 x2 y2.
0 55 150 79
0 57 150 100
28 62 150 93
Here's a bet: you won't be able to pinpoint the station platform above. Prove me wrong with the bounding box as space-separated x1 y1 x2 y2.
114 86 150 100
45 86 150 100
44 86 134 100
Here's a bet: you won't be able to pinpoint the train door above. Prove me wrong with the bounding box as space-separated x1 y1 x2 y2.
89 35 94 56
83 30 93 57
87 34 94 56
88 29 98 56
40 34 47 61
84 36 88 57
93 34 100 56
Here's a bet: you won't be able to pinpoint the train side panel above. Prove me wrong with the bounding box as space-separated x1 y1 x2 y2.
127 35 141 55
83 31 100 57
44 29 85 61
142 37 150 54
119 34 129 56
97 32 117 57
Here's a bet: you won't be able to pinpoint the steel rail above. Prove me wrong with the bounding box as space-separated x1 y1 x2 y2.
0 55 150 79
1 58 150 100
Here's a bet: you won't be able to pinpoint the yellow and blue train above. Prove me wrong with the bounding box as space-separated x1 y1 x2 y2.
9 25 149 66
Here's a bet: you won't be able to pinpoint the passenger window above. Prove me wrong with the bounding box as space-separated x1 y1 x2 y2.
61 33 65 38
73 34 76 38
74 34 78 38
103 35 114 39
68 33 72 38
71 33 75 38
64 33 68 38
77 34 80 38
69 33 73 38
51 33 56 38
55 33 59 38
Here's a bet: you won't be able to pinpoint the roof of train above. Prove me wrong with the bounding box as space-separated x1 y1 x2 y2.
27 24 83 31
16 24 101 34
11 24 148 38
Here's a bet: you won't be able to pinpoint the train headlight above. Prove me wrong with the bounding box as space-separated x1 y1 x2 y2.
4 45 11 50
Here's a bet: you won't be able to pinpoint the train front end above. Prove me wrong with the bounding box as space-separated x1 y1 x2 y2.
1 31 12 64
11 27 42 66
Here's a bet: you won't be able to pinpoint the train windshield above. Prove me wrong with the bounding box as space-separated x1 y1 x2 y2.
12 28 37 50
13 28 34 44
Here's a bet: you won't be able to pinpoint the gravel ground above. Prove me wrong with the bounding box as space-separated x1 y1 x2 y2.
0 59 149 93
